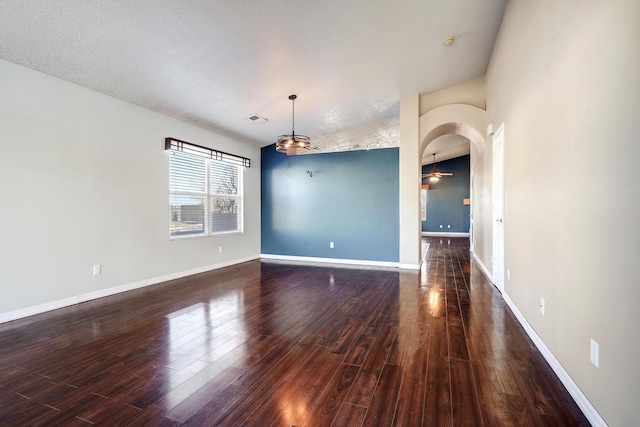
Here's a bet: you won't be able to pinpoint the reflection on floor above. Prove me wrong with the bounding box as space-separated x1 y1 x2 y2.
0 237 588 426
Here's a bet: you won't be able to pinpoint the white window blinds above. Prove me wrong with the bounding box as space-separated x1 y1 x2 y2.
169 150 244 238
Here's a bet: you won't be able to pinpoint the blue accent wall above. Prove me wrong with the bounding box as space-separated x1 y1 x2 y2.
261 146 399 262
422 155 470 233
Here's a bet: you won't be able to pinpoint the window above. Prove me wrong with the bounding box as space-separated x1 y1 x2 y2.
169 150 243 238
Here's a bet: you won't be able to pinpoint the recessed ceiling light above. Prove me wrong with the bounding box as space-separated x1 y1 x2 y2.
443 37 455 47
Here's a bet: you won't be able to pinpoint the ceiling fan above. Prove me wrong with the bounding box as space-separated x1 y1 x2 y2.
422 153 453 183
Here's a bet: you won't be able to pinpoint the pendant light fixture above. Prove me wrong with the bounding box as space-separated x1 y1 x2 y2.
429 154 440 183
276 94 311 154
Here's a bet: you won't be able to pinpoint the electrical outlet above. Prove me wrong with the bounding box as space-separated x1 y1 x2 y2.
447 224 451 229
218 246 223 254
539 297 545 315
590 339 599 367
507 269 511 281
439 225 443 229
329 242 334 249
93 264 101 276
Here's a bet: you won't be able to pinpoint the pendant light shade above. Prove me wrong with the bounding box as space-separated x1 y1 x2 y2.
276 94 311 154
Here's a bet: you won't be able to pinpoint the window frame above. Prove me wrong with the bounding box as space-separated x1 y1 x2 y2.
167 138 247 239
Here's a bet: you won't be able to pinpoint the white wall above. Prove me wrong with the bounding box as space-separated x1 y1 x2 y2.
0 59 261 319
485 1 640 425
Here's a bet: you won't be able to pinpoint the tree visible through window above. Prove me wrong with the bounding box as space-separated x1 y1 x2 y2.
169 150 243 237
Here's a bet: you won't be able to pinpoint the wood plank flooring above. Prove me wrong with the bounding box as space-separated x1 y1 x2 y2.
0 238 589 426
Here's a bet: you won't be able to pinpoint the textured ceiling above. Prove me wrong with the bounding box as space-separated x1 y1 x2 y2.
0 0 506 163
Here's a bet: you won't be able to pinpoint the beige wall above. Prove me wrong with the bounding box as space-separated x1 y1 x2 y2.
399 94 421 268
485 0 640 425
0 59 261 319
419 76 486 115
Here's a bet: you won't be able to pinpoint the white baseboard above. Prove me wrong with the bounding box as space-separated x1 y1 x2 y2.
1 253 401 324
422 232 470 237
0 249 609 425
502 294 607 426
261 254 401 269
471 251 494 284
472 250 605 425
0 255 260 324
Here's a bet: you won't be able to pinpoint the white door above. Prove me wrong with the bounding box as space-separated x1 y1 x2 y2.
492 123 505 292
469 167 474 252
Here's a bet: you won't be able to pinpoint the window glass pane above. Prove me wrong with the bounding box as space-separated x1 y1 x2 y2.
210 197 240 233
170 195 205 236
211 196 238 214
210 161 238 196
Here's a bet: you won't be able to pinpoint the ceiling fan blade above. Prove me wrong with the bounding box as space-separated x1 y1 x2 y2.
438 172 454 176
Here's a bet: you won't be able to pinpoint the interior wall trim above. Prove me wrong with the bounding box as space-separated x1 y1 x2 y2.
0 255 260 324
422 232 470 237
502 294 607 427
472 249 605 425
472 251 494 284
261 254 400 269
1 253 402 324
1 244 607 425
398 263 420 270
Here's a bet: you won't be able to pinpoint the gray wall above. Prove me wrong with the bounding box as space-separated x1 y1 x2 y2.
484 1 640 424
0 59 261 318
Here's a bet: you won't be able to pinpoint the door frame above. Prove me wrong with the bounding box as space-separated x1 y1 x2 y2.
469 167 474 252
492 123 505 293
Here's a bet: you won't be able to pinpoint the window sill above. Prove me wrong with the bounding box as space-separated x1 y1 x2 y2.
170 230 244 241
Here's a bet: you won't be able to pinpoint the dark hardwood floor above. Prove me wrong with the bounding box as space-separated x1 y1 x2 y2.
0 237 589 426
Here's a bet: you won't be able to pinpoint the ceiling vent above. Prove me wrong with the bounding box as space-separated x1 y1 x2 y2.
246 114 268 124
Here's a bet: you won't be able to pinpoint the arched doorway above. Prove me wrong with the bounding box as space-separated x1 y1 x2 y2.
418 104 487 263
